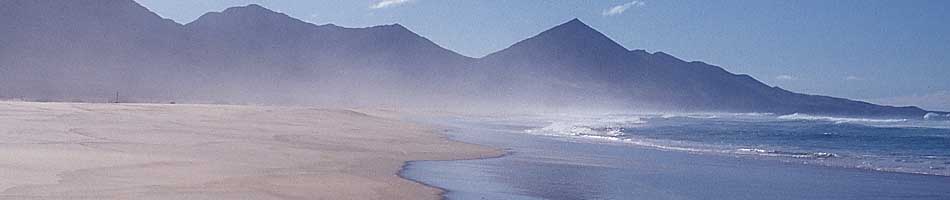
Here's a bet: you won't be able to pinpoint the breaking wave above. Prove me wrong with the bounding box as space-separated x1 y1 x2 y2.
924 112 950 120
516 113 950 176
660 114 718 119
777 113 907 124
736 148 837 159
524 116 644 137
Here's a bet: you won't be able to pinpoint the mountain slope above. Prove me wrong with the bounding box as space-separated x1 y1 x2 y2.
180 4 475 104
183 4 471 78
479 19 928 116
0 0 185 100
0 1 936 117
0 2 473 105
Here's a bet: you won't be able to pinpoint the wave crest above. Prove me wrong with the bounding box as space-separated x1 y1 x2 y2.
924 112 950 120
777 113 907 124
525 116 644 137
737 148 837 159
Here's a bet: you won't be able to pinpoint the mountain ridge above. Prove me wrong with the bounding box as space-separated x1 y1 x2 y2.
0 1 938 117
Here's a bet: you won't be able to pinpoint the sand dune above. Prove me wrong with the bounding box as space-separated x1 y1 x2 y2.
0 101 499 200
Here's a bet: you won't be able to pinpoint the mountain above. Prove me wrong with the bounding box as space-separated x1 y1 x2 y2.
0 0 184 101
184 4 471 75
0 1 471 105
0 1 937 117
478 19 929 116
180 4 474 104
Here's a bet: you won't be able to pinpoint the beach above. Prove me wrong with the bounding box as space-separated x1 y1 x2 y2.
0 101 500 200
3 101 948 200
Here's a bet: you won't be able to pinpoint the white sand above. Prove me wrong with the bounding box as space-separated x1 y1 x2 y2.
0 101 500 200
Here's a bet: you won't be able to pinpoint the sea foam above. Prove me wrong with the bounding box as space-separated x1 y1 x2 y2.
923 112 950 120
777 113 907 124
524 116 644 137
515 112 950 176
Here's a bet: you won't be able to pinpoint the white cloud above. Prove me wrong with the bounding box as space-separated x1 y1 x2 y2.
845 75 863 81
370 0 413 9
775 75 796 80
602 1 646 16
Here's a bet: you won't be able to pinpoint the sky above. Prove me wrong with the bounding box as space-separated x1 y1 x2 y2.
136 0 950 111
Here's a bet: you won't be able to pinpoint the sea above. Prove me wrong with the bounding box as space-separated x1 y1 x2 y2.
401 112 950 200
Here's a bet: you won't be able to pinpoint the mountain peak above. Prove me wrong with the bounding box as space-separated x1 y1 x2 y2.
561 18 589 28
221 4 280 16
377 23 408 30
545 18 600 36
484 18 629 59
531 18 627 52
188 4 306 28
245 4 266 9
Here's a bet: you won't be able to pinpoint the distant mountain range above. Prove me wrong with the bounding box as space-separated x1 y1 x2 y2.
0 0 940 117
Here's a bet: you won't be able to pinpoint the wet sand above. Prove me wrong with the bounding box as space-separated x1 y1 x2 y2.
0 101 500 200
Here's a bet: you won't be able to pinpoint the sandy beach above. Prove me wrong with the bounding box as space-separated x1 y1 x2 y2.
0 101 500 200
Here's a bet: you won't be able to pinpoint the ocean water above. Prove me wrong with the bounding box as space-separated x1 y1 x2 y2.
522 113 950 176
402 113 950 200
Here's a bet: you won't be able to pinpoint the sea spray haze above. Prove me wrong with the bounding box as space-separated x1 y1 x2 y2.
1 0 943 117
2 1 950 200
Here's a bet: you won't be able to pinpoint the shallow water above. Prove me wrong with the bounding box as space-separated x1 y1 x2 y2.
402 114 950 200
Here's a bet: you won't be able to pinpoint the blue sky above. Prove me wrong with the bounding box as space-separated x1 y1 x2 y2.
136 0 950 110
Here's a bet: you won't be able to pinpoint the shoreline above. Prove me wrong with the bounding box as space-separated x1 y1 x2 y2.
397 146 513 200
395 128 510 200
400 116 950 200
